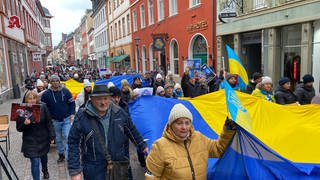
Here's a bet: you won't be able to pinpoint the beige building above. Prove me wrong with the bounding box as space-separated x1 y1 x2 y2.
217 0 320 92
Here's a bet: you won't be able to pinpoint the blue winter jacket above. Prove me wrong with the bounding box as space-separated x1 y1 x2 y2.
68 101 147 178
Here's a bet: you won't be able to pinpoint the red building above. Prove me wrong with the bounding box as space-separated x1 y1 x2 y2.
130 0 216 76
66 35 75 65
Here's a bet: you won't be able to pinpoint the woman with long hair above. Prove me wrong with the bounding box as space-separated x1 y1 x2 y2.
16 91 55 180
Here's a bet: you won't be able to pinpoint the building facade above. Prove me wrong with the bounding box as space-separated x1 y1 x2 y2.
108 0 133 72
130 0 215 76
80 9 93 66
66 33 75 65
91 0 108 69
73 27 82 64
217 0 320 92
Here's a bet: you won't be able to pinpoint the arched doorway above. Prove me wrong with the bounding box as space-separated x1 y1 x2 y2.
190 34 208 66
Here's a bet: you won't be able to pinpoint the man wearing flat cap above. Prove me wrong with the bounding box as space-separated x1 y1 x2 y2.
68 84 148 180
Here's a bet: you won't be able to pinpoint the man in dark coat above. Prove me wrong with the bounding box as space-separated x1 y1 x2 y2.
245 72 262 94
275 77 298 105
68 85 148 180
294 74 315 105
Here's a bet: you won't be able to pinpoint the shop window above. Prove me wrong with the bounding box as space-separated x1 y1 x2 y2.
253 0 266 9
0 37 8 92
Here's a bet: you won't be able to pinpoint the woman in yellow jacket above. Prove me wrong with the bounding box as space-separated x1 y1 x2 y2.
146 103 236 180
251 76 275 102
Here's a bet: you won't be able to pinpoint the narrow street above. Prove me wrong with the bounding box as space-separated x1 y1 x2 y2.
0 98 145 180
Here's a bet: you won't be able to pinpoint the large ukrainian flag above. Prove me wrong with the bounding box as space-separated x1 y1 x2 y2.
129 92 320 179
227 45 249 91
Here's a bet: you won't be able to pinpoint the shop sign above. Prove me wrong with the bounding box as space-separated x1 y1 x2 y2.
153 37 165 51
219 8 237 23
8 16 21 29
32 52 42 62
186 21 208 32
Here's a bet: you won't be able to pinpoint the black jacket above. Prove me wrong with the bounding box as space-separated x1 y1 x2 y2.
153 80 165 95
245 80 257 94
294 83 315 105
274 86 297 105
16 104 55 158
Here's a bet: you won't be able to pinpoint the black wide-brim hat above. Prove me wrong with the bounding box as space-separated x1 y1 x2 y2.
90 84 112 97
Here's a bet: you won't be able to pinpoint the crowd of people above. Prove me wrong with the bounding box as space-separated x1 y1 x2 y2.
16 63 319 179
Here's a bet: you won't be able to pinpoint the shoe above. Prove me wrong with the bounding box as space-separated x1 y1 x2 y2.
57 154 65 163
43 171 50 179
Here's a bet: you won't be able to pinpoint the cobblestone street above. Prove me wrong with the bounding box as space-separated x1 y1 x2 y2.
0 98 145 180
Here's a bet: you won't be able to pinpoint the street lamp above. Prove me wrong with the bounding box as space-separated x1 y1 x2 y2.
134 37 141 73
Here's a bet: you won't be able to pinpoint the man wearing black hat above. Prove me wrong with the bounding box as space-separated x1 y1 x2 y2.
294 74 315 105
68 84 148 180
274 77 298 105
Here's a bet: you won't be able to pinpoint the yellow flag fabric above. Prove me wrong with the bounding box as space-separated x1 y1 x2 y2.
61 79 94 99
188 90 320 163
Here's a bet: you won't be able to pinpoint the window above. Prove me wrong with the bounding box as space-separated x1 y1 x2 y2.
169 0 178 16
190 0 200 7
140 4 145 28
110 26 113 42
122 17 126 37
142 46 147 73
149 45 155 70
132 10 137 32
253 0 266 9
0 37 9 92
118 20 121 38
157 0 164 21
148 0 154 25
115 23 118 40
127 14 131 35
170 40 179 75
108 1 112 14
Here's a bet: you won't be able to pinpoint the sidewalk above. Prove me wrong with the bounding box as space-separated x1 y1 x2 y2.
0 98 69 180
0 98 145 179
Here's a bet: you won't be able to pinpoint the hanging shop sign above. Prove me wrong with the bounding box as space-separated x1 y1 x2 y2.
186 20 208 33
219 8 237 23
32 52 42 62
8 16 21 29
152 33 168 51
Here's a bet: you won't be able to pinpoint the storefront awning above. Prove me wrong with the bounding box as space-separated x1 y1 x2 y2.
112 55 129 63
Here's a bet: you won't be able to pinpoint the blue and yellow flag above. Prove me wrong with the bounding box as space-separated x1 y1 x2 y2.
129 92 320 179
224 79 252 132
226 45 249 91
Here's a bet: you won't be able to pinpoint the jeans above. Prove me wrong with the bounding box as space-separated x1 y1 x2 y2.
30 155 48 180
52 116 71 159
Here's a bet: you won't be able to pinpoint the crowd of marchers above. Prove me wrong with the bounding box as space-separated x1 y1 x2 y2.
15 64 318 180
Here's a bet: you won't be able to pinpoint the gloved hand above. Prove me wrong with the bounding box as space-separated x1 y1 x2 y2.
225 117 237 130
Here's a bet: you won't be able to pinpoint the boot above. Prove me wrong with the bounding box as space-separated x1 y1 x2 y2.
57 154 65 163
43 171 50 179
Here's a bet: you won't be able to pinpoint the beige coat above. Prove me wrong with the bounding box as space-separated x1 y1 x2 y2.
146 124 235 180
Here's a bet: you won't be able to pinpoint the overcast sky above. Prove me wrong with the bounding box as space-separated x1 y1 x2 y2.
41 0 92 46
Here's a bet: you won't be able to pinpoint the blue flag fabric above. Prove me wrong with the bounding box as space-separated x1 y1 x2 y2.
94 74 149 89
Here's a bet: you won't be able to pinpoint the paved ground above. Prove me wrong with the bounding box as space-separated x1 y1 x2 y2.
0 98 146 180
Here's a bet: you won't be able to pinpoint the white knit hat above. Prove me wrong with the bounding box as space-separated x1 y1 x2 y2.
156 73 163 79
36 79 44 87
261 76 272 84
174 83 181 90
107 82 115 88
83 79 91 88
168 103 193 125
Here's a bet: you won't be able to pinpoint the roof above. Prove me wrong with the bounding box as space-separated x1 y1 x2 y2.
42 6 53 18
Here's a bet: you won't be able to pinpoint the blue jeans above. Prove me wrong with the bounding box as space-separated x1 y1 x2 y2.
52 116 71 159
30 155 48 180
